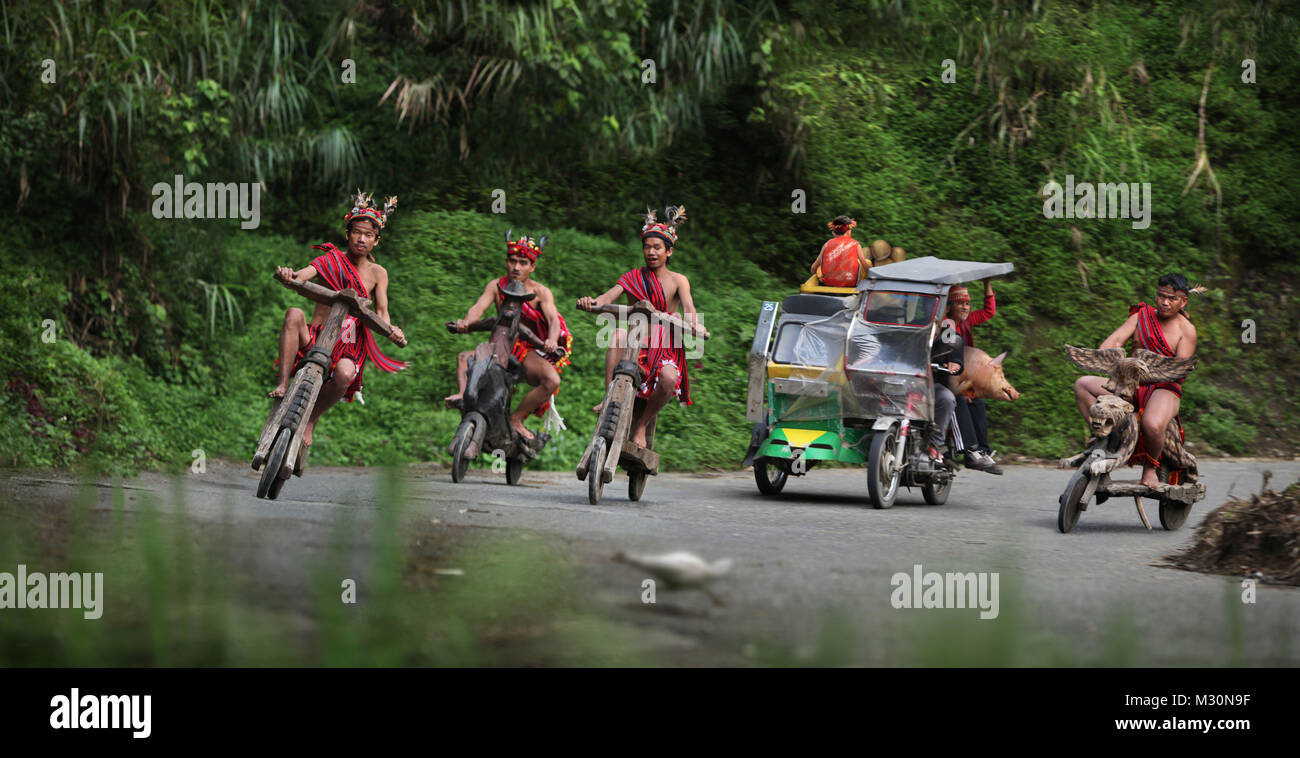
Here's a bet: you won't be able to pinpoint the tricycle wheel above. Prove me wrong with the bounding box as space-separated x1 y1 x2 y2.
922 475 951 505
587 437 607 504
1058 470 1089 533
257 428 291 500
450 417 476 483
505 457 523 486
1159 500 1192 530
628 469 647 501
754 458 788 495
868 428 901 509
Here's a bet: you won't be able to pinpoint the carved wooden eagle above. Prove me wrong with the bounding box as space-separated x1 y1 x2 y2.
1062 345 1200 484
1063 345 1197 403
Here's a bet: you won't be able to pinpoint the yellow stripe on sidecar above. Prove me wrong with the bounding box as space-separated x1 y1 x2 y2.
781 428 830 449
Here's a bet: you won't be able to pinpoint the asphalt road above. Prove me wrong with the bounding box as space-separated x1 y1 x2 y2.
4 458 1298 665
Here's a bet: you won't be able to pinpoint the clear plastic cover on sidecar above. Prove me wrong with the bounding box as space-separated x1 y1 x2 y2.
772 292 936 423
769 307 852 423
844 319 934 421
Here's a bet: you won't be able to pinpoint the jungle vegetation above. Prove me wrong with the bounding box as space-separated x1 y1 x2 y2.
2 0 1296 472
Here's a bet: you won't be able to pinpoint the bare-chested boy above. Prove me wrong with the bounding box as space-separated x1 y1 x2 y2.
576 206 708 447
269 192 407 446
446 233 572 440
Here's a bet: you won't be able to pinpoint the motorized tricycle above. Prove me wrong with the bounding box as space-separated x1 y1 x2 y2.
742 256 1014 508
445 278 567 484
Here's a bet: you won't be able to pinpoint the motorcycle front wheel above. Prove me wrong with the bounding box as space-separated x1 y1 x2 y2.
868 428 901 509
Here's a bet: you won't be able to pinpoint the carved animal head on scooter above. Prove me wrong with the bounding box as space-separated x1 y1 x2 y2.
1088 394 1134 439
496 278 536 306
492 279 533 341
1064 345 1197 402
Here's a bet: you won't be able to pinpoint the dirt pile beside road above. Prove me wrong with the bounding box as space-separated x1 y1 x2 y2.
1163 474 1300 586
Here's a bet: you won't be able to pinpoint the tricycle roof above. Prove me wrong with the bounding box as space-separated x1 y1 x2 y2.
863 256 1015 286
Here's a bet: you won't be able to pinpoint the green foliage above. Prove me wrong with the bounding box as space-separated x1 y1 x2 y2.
3 0 1299 472
363 0 778 164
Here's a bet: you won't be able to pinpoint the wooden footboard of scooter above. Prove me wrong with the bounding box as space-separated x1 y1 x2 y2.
618 401 659 475
1099 481 1206 504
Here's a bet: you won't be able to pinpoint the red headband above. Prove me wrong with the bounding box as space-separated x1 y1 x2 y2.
948 285 971 304
343 191 397 232
507 237 542 263
641 205 687 247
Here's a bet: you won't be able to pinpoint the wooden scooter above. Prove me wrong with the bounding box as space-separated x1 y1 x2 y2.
251 271 407 500
1057 346 1205 532
444 278 567 484
575 300 707 504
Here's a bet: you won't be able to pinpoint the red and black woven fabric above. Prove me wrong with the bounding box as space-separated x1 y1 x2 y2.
287 243 407 402
492 276 573 418
1130 302 1184 406
616 268 691 406
1127 301 1188 480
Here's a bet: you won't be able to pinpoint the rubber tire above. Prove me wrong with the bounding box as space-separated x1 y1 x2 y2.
754 459 788 495
587 437 607 505
266 465 288 500
1058 471 1089 533
868 429 901 509
629 469 647 501
450 417 476 483
922 475 952 505
506 457 523 486
1159 500 1191 530
257 428 291 500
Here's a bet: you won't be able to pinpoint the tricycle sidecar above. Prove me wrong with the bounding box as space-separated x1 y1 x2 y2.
744 256 1014 508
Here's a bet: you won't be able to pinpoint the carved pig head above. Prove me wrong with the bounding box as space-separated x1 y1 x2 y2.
952 347 1021 401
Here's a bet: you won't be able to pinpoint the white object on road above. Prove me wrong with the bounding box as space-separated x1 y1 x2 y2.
613 550 733 589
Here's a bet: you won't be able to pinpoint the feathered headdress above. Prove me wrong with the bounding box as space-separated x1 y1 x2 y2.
641 204 687 247
827 216 857 233
344 190 398 233
504 227 547 263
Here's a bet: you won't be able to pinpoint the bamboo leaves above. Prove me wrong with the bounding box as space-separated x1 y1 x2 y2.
196 280 245 336
4 0 352 207
376 0 775 161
